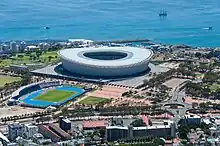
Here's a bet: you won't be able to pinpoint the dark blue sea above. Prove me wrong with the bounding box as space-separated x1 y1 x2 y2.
0 0 220 47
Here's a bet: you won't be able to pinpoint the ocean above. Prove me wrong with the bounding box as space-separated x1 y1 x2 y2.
0 0 220 47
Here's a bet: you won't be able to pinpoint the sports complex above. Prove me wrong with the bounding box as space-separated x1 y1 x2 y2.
58 46 153 77
32 46 153 82
9 81 85 108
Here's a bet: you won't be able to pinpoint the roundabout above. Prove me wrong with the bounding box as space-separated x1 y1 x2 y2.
58 46 153 77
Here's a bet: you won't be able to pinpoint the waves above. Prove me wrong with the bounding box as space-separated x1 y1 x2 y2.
0 0 220 47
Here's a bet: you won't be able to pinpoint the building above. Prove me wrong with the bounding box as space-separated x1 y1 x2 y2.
15 137 38 146
9 64 29 72
26 46 38 52
0 131 9 145
20 41 26 52
1 43 9 51
23 124 38 139
38 125 61 142
38 43 49 51
59 117 71 132
32 133 43 141
8 122 23 141
83 120 108 130
106 120 176 142
7 142 18 146
10 41 18 53
184 115 201 125
58 46 153 77
48 124 71 141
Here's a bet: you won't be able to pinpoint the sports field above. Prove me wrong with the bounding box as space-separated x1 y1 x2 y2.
20 86 85 108
79 96 110 105
33 90 76 102
0 75 22 87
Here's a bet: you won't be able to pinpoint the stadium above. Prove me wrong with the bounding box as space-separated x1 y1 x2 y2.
58 46 153 77
8 81 85 108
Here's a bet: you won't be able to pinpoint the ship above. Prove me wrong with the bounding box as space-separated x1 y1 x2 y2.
159 10 167 17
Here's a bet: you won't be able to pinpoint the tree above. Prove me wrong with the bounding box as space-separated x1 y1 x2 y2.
203 72 219 83
130 119 146 127
48 56 53 62
99 128 106 139
195 52 202 58
153 138 165 146
17 54 24 58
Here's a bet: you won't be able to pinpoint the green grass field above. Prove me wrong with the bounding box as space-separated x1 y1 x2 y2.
34 90 76 102
0 75 22 87
0 51 59 67
79 96 110 105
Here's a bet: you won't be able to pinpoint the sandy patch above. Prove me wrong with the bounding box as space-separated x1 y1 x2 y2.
185 97 220 104
163 78 188 89
0 106 43 118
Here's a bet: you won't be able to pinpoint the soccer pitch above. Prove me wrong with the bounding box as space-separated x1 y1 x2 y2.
79 96 110 105
33 90 76 102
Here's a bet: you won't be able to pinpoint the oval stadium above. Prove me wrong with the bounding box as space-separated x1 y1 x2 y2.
58 46 153 77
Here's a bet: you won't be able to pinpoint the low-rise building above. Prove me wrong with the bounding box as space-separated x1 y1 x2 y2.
48 124 71 141
184 115 201 125
38 125 61 142
83 120 108 130
8 122 23 141
106 120 176 142
9 64 29 72
59 117 71 132
23 124 38 139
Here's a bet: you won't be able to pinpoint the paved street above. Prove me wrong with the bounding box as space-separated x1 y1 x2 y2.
160 82 192 123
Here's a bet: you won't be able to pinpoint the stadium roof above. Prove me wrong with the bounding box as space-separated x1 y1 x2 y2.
58 46 153 67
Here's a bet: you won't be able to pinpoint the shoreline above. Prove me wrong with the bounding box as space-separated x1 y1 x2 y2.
0 38 218 49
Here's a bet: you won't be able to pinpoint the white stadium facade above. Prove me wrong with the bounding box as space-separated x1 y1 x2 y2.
58 46 153 77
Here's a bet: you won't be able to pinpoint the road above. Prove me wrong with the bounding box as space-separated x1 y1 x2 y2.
160 82 192 123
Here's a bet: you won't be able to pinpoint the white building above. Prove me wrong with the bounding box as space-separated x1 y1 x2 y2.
1 43 9 51
23 124 38 139
8 122 23 141
38 43 49 50
10 41 18 53
26 46 38 52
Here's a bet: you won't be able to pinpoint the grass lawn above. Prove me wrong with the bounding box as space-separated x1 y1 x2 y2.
34 90 76 102
0 75 22 87
79 96 110 105
0 51 59 67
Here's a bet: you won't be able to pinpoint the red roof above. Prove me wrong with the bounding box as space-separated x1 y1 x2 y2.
138 115 149 125
38 125 60 139
83 120 107 129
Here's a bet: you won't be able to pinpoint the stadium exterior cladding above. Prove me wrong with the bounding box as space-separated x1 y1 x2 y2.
58 47 153 77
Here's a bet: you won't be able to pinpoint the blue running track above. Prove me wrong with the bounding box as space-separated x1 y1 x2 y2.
19 86 85 108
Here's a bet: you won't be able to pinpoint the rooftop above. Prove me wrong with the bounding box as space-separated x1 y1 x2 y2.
185 115 201 119
62 118 71 124
83 120 108 129
48 124 70 138
58 46 153 67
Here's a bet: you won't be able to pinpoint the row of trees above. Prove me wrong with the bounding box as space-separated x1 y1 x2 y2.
56 104 173 120
112 137 165 146
1 111 51 122
178 121 211 139
185 83 220 100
